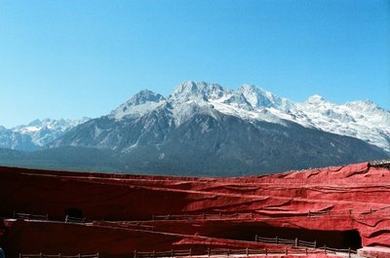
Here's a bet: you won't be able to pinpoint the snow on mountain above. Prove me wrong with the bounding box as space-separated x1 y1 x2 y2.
109 81 389 152
0 126 37 151
2 81 388 154
46 81 387 175
164 81 288 125
170 81 226 103
238 84 289 110
10 118 90 147
110 90 166 120
290 97 390 151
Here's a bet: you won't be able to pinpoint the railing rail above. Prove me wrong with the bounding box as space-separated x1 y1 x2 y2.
102 221 155 230
317 245 357 254
152 213 235 221
132 246 357 257
19 253 99 258
14 212 49 221
134 249 192 258
65 215 87 223
254 235 357 255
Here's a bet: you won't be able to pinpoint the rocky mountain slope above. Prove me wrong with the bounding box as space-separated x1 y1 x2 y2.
0 118 89 151
0 81 388 175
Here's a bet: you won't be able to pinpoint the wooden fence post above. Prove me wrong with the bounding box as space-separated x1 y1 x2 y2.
133 250 137 258
189 248 192 257
19 254 22 258
96 252 99 258
40 252 43 258
295 237 298 247
78 254 81 258
153 250 156 258
348 247 351 258
276 236 279 244
58 253 62 258
305 248 308 255
285 248 288 255
255 234 258 242
314 240 317 248
171 249 174 257
207 248 210 257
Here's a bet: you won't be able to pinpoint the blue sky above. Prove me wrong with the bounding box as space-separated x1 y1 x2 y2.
0 0 389 127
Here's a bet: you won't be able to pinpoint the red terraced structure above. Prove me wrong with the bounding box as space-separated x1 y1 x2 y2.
0 161 389 258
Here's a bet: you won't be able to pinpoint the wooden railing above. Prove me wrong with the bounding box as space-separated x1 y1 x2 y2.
151 212 254 221
65 215 87 223
254 235 357 255
14 212 49 221
317 245 357 255
255 235 316 248
95 220 155 231
133 248 278 258
150 208 386 222
132 246 356 257
134 249 192 258
19 253 99 258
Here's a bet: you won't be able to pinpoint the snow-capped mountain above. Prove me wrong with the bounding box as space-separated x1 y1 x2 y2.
104 81 389 152
175 81 389 152
0 81 388 175
0 126 37 151
0 118 89 151
44 81 388 175
110 90 166 120
289 97 390 152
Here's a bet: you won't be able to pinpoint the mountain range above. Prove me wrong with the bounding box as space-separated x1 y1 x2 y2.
0 81 389 176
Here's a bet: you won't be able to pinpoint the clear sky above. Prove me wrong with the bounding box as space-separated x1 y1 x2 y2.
0 0 389 127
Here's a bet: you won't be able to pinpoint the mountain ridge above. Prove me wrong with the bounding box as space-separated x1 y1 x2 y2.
102 81 389 151
0 81 388 175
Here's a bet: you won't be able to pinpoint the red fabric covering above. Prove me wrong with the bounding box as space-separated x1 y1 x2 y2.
0 162 389 257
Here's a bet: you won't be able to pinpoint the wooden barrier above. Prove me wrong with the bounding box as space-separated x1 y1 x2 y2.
19 253 99 258
254 234 357 253
65 215 87 223
131 247 346 257
134 249 191 258
151 212 244 221
14 212 49 221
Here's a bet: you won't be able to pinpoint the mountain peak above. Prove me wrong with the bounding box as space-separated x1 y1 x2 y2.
28 119 43 126
347 99 376 107
238 84 281 108
306 94 327 104
170 81 226 103
127 89 165 106
111 89 166 120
